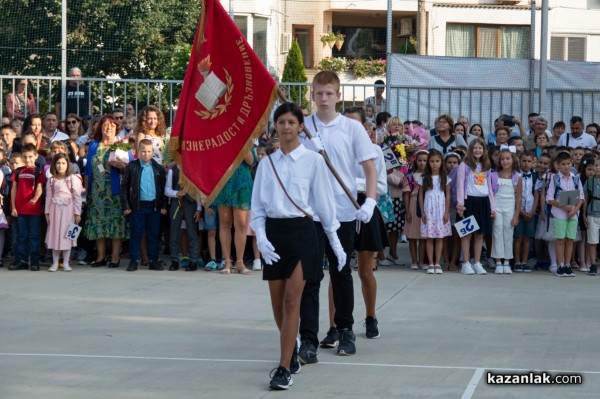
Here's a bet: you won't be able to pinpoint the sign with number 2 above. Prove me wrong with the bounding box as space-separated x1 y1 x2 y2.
382 147 400 170
454 216 480 238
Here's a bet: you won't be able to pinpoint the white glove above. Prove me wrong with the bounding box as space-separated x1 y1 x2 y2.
326 231 347 272
355 197 377 223
257 236 280 265
255 228 280 265
311 137 324 152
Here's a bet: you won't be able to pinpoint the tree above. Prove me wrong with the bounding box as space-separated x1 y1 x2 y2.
0 0 201 78
281 39 308 108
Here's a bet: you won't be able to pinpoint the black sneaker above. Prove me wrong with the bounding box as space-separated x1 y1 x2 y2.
298 340 318 364
8 260 28 271
269 366 293 390
290 342 301 374
169 261 179 271
365 316 380 339
320 327 339 348
522 264 531 273
127 260 139 272
588 265 597 276
29 263 40 271
565 266 575 277
556 265 565 277
336 329 356 356
149 260 164 271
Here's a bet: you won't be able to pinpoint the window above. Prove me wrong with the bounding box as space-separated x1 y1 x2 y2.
446 24 529 58
332 27 387 59
233 15 247 38
253 16 268 65
293 25 313 68
551 36 586 61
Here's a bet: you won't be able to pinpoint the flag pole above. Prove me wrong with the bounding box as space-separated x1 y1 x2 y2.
277 88 360 209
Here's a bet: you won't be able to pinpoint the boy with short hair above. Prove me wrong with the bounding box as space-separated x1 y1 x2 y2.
572 147 586 171
8 144 46 271
546 151 584 277
514 151 538 272
583 157 600 276
164 164 202 271
121 139 168 271
298 70 378 359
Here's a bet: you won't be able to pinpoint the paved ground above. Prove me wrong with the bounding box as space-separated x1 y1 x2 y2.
0 244 598 398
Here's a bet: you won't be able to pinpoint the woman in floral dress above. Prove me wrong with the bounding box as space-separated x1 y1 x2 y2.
84 115 130 268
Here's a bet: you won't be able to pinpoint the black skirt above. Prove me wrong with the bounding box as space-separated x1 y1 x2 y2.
459 195 492 236
355 194 390 252
263 217 319 281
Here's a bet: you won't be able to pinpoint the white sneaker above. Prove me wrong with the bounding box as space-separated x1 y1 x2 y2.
400 234 407 243
426 265 435 274
63 264 72 272
503 266 512 274
580 265 589 272
48 264 58 272
393 258 405 266
549 264 558 274
495 265 504 274
434 265 443 274
252 259 262 271
461 263 475 275
378 258 394 266
472 262 487 275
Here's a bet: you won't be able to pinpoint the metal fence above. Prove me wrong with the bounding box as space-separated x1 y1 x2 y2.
0 75 383 125
3 74 598 131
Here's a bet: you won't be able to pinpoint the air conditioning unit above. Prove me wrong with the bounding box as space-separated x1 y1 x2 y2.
280 33 292 53
397 18 413 37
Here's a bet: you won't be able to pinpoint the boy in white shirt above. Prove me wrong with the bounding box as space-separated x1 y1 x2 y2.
298 71 378 360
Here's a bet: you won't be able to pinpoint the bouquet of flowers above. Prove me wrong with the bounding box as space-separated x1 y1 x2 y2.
382 132 423 168
108 137 132 164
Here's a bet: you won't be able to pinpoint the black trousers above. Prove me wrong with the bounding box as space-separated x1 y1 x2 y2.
299 221 355 346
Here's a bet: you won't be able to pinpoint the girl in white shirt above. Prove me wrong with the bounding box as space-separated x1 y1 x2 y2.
251 103 345 390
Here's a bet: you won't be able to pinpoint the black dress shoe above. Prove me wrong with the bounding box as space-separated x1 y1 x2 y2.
127 260 139 272
91 259 108 267
108 260 121 268
8 260 28 271
169 262 179 271
149 260 164 271
30 263 40 271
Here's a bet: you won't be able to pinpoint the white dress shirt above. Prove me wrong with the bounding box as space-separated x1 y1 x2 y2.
250 144 340 235
355 144 387 197
165 169 201 211
49 129 70 142
301 114 378 222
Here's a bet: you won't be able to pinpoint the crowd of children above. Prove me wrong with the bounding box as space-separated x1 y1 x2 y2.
376 116 600 278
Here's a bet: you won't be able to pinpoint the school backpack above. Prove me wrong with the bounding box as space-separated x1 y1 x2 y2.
490 171 520 194
14 165 43 186
545 173 580 228
585 176 600 213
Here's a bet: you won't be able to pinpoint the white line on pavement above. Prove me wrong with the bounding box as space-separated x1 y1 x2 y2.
1 352 600 376
461 368 484 399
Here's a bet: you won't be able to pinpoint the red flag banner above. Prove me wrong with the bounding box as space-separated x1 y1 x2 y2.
170 0 277 205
